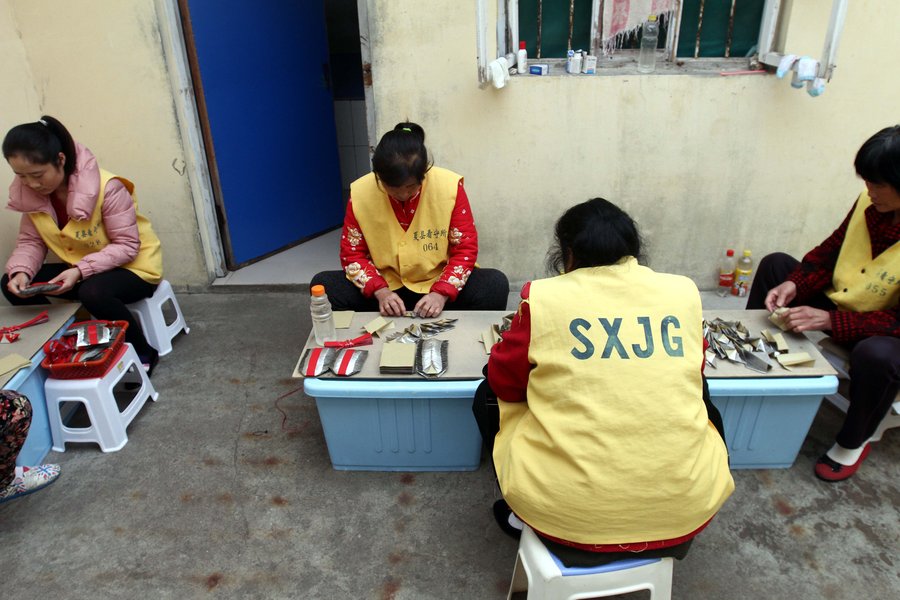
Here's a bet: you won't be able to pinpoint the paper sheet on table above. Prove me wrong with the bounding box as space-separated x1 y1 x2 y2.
0 353 31 378
333 311 354 329
364 316 394 335
379 342 416 374
777 352 815 368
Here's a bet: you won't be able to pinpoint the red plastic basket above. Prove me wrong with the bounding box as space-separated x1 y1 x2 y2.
41 320 129 379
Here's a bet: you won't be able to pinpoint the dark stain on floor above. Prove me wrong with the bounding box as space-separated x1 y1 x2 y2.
773 496 795 516
399 474 415 485
206 573 223 590
271 495 289 506
381 576 401 600
397 491 414 506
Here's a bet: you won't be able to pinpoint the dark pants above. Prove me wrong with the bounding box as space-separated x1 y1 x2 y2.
310 267 510 312
471 375 723 567
2 265 158 359
746 252 900 448
0 391 32 487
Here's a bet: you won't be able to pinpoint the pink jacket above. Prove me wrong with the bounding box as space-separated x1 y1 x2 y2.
5 143 142 280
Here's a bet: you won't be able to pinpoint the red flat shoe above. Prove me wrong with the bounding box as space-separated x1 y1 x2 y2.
814 444 871 482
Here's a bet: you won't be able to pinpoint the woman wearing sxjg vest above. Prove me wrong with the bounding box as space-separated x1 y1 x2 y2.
311 122 508 317
746 125 900 482
2 116 163 373
477 198 734 567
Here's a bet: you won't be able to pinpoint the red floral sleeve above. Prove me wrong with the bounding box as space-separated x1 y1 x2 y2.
431 181 478 301
339 198 388 298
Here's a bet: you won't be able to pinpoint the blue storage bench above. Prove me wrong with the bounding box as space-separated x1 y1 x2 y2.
708 375 838 469
304 378 483 471
1 304 81 466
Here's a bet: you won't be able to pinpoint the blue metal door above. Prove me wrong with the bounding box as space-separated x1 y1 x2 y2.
184 0 344 266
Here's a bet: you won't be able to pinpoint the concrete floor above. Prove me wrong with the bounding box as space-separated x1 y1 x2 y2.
1 289 897 600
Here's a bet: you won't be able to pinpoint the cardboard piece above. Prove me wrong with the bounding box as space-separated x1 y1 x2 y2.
777 352 815 368
0 353 31 378
333 311 354 329
364 316 394 336
379 342 416 374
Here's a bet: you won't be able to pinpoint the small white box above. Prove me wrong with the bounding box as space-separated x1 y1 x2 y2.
529 64 549 76
582 55 597 74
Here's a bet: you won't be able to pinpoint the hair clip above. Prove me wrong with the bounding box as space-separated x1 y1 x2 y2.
38 119 48 126
402 127 411 132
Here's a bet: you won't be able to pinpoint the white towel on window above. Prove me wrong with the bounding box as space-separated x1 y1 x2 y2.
602 0 675 54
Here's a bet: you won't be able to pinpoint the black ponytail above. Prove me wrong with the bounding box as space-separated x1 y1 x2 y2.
2 115 77 176
371 121 432 186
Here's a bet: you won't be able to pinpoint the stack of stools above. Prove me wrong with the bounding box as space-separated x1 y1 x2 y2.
507 525 674 600
44 343 159 452
126 279 189 356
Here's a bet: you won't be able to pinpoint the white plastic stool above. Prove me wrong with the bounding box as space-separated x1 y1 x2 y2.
126 279 189 356
508 526 673 600
44 343 159 452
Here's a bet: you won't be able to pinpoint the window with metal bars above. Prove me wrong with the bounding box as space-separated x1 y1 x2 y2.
512 0 766 62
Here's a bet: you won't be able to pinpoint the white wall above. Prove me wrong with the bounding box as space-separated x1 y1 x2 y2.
2 0 895 291
364 0 900 289
0 0 208 287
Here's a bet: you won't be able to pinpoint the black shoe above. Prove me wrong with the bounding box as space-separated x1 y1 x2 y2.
493 499 523 540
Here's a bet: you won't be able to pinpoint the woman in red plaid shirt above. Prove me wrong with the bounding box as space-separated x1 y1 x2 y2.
746 126 900 482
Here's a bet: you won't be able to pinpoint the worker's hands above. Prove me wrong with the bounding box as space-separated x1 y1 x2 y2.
780 306 832 333
47 268 81 294
414 292 448 318
764 281 797 312
5 272 32 298
374 287 406 316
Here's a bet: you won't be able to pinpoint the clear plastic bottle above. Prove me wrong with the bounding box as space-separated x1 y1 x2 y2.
731 250 754 297
637 15 659 74
716 249 736 297
310 284 336 345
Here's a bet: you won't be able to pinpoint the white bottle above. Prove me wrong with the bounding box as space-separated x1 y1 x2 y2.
637 15 659 73
310 284 336 345
716 249 737 297
517 40 528 74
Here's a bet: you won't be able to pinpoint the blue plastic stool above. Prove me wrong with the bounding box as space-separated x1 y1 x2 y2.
507 525 673 600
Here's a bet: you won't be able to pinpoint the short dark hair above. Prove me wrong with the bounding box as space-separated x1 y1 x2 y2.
546 198 643 274
2 115 77 177
371 121 432 186
854 125 900 192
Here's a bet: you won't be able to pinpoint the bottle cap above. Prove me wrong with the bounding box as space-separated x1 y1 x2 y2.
743 249 752 256
648 14 658 22
726 249 734 256
520 40 526 50
311 284 326 296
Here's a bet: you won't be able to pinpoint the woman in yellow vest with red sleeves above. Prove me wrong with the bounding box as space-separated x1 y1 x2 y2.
746 125 900 482
475 198 734 567
311 122 509 318
2 116 163 374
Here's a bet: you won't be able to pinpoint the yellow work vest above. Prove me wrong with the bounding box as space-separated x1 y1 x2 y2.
493 258 734 544
28 169 163 284
826 192 900 312
350 167 460 293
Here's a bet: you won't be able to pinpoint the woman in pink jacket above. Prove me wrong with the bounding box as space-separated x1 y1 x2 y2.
2 116 164 373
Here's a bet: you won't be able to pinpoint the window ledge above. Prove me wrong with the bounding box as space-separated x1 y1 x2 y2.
513 57 765 78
